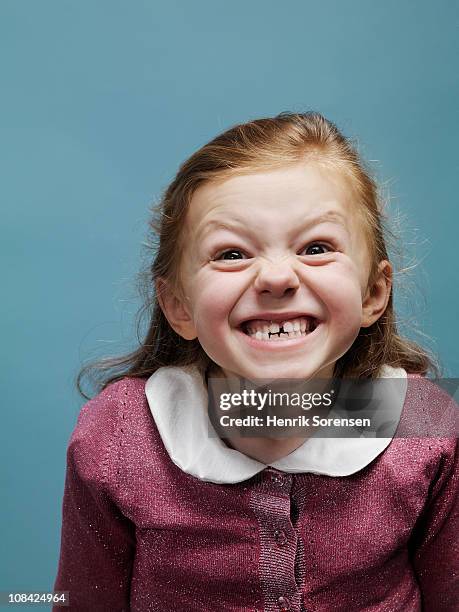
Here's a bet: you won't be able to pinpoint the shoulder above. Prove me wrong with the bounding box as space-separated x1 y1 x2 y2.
71 376 148 448
383 373 459 488
399 373 458 444
67 377 150 488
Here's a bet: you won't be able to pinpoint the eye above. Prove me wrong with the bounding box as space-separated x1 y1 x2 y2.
214 249 247 261
300 242 333 256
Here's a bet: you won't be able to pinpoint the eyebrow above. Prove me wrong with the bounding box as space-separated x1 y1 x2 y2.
197 218 250 240
197 209 349 240
294 210 349 233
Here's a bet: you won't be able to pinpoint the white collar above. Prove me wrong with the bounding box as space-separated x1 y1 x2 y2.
145 364 407 484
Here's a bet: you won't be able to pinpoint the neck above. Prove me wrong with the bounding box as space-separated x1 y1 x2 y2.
220 433 314 464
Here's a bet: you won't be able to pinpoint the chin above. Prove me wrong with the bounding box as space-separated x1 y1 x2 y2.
241 362 325 382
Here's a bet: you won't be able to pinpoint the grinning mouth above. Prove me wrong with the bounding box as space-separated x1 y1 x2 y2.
241 316 319 341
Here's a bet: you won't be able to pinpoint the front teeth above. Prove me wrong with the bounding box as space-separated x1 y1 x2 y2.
246 317 316 341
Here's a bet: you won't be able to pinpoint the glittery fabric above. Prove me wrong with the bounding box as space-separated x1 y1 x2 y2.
53 375 458 611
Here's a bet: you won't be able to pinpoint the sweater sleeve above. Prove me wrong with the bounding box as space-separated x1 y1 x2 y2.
53 383 136 611
410 438 459 611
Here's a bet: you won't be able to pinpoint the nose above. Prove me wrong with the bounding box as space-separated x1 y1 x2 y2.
253 256 300 298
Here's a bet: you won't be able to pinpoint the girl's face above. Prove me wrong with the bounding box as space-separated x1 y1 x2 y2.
162 162 391 381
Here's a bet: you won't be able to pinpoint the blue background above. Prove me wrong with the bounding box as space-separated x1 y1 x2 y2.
1 0 458 603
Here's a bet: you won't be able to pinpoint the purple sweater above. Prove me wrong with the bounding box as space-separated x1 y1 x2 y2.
53 374 458 611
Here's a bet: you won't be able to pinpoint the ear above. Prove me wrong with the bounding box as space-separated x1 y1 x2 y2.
155 277 198 340
361 260 392 328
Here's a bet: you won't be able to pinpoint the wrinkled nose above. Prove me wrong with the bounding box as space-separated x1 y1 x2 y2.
253 257 300 298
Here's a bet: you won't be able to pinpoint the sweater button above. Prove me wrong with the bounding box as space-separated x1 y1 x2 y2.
274 528 287 546
277 595 291 610
270 473 285 485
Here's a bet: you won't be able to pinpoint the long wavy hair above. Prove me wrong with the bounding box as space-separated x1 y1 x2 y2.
77 111 440 399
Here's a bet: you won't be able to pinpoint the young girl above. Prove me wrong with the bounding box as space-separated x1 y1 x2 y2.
54 112 458 611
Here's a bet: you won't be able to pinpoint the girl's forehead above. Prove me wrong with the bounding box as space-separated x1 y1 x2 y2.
187 162 360 232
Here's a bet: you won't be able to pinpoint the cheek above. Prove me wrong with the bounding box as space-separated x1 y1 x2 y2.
328 277 363 316
189 272 241 333
314 267 364 356
307 263 364 326
188 275 240 367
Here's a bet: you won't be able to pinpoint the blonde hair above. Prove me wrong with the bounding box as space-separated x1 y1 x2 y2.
77 111 439 399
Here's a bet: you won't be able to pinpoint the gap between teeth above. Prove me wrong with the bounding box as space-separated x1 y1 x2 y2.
245 317 316 340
